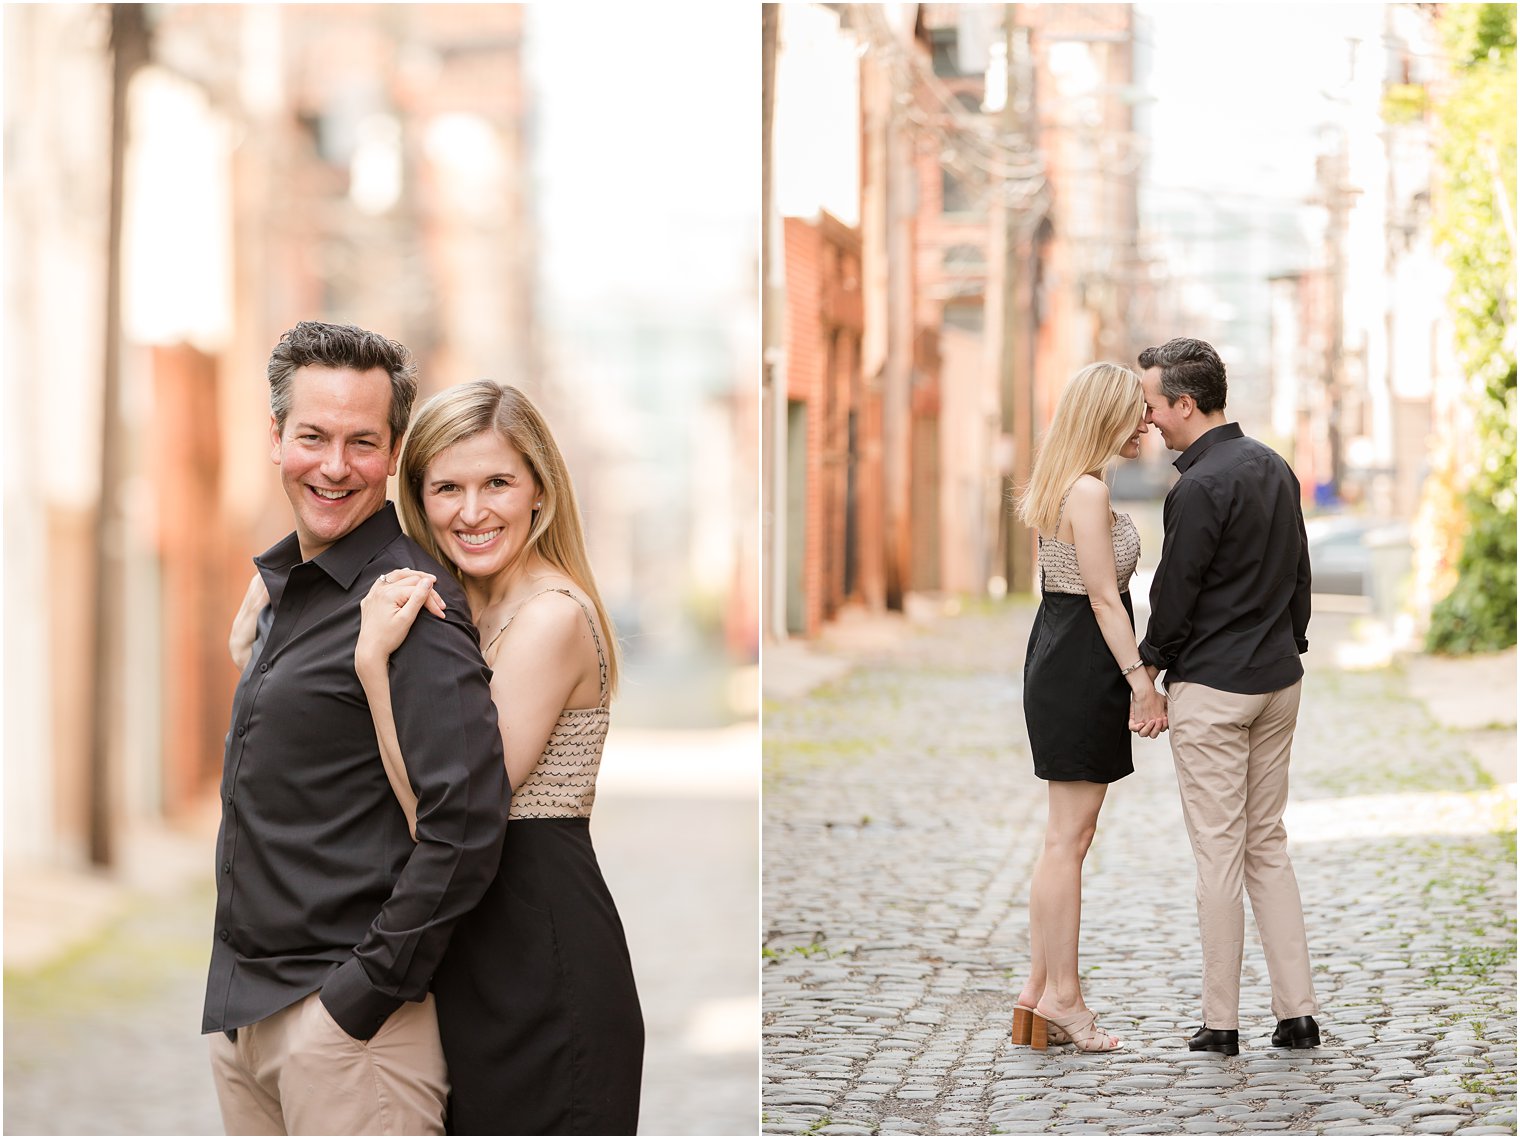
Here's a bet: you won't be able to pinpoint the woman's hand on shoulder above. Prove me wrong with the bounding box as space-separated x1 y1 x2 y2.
356 568 447 672
229 572 270 670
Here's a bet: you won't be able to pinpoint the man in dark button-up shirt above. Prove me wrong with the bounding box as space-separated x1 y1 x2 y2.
1135 337 1320 1058
204 322 508 1135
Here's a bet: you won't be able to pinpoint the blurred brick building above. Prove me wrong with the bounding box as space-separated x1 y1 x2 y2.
5 4 535 869
764 3 1144 638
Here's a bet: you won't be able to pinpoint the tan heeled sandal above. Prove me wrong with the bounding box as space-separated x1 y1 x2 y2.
1031 1007 1120 1052
1012 1003 1071 1047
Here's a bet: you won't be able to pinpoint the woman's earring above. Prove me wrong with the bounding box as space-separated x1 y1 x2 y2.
534 501 542 510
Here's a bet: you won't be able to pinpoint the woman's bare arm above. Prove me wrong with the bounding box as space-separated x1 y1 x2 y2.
1066 476 1167 736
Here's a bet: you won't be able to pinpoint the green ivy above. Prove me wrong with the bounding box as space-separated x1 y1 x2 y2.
1382 83 1430 124
1425 4 1518 654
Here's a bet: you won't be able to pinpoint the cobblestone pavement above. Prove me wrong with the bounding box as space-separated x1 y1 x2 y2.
4 738 758 1137
762 600 1517 1136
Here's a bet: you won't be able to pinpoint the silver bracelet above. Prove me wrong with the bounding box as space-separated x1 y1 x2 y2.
1120 659 1145 677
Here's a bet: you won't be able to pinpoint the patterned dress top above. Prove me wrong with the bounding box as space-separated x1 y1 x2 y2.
483 587 610 821
1037 485 1142 596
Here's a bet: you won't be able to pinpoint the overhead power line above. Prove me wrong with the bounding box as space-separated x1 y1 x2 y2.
845 4 1050 222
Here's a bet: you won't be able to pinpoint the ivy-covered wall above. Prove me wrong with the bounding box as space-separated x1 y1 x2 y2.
1422 4 1517 654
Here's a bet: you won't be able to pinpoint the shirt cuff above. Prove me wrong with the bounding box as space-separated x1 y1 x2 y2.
319 956 404 1041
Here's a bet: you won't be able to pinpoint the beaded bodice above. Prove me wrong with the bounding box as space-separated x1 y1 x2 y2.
1037 487 1141 595
484 588 610 820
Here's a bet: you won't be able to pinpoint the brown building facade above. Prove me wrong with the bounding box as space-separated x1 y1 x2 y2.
5 4 534 869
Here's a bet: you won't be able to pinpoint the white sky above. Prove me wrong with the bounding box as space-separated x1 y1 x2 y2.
522 4 1404 310
1138 3 1388 203
524 4 759 309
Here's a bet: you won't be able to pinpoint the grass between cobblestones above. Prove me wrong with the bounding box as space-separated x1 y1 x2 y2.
763 599 1518 1136
4 881 212 1025
4 880 223 1134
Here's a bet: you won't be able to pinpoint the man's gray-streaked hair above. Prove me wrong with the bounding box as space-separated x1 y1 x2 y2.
1137 337 1227 414
267 321 418 446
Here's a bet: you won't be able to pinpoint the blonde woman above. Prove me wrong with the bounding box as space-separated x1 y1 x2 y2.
234 380 642 1134
1010 362 1167 1054
360 380 642 1134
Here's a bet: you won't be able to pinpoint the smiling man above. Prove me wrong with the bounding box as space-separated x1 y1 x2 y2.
203 322 508 1135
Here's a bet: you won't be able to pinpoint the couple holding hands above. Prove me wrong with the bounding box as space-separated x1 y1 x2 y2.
1012 338 1322 1057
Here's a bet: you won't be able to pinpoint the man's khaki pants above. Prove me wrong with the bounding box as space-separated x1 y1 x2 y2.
208 990 448 1136
1167 679 1319 1031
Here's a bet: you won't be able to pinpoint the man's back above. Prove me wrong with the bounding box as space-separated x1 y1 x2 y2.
1141 424 1311 694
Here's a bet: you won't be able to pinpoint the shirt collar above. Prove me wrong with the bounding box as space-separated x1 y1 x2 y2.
1173 422 1243 474
255 502 404 596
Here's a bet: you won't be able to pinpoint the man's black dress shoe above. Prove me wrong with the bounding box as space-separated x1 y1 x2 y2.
1272 1015 1320 1049
1187 1026 1239 1056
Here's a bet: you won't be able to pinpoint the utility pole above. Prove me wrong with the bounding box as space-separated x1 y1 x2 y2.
1319 139 1350 502
881 72 913 612
761 4 789 640
1000 8 1037 595
858 19 889 614
92 3 150 866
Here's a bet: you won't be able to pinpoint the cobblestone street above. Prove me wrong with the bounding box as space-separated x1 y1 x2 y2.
762 600 1517 1136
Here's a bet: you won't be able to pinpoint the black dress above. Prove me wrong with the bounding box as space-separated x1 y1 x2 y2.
433 589 643 1135
1022 499 1142 785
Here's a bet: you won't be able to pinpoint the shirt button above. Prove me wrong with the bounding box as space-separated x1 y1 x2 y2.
219 929 230 941
222 861 231 874
225 795 233 806
259 663 269 673
236 725 246 737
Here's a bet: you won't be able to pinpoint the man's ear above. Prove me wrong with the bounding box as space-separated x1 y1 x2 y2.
270 415 283 464
1176 393 1196 419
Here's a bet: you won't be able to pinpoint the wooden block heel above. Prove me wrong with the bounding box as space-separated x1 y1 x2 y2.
1030 1014 1049 1051
1011 1005 1033 1045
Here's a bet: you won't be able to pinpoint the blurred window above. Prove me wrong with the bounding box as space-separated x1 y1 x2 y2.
942 243 985 273
942 169 980 216
930 29 969 78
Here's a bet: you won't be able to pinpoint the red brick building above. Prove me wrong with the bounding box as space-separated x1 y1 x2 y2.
5 4 534 867
766 3 1144 637
782 213 875 636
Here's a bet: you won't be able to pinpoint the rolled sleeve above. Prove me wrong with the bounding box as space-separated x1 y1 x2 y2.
1292 511 1312 653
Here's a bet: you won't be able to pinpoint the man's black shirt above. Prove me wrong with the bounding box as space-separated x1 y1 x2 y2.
1139 423 1312 694
202 503 508 1040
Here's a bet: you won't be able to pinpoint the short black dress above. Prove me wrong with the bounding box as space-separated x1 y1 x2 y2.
1022 491 1142 784
432 589 643 1135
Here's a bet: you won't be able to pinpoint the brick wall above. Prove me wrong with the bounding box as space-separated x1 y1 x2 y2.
784 214 870 636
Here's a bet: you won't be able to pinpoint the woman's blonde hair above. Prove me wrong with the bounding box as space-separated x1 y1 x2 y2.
398 380 620 694
1016 362 1145 533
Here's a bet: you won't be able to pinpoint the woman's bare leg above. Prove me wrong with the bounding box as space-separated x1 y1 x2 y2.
1030 779 1108 1019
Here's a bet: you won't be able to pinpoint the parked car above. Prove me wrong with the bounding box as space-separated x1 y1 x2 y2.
1304 515 1411 599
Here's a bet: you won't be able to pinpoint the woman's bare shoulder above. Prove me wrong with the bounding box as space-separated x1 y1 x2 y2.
1065 473 1112 514
500 584 594 647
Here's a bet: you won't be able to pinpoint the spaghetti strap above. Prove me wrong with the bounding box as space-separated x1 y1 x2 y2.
484 587 610 707
1052 485 1075 535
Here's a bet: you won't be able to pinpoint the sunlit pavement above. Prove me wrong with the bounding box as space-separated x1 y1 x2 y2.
4 723 758 1137
598 723 760 1136
762 597 1516 1135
